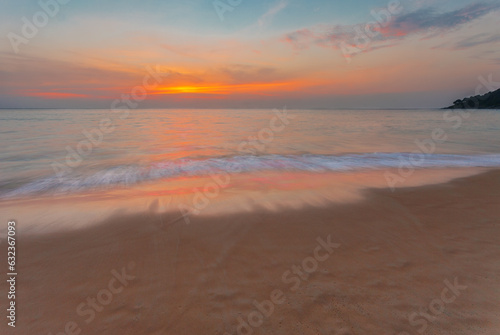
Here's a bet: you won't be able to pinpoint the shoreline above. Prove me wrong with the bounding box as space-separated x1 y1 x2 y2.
1 169 500 334
0 167 491 234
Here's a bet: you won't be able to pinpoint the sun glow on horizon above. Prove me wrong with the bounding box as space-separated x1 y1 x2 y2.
151 81 302 95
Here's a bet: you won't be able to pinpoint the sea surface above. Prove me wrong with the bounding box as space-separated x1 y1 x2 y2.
1 108 500 231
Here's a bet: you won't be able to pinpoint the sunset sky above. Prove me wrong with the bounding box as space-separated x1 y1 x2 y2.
1 0 499 109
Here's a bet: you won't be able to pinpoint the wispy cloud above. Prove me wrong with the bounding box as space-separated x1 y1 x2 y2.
452 33 500 50
381 2 500 37
282 2 500 56
258 0 288 28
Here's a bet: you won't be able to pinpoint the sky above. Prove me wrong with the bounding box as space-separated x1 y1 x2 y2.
0 0 499 109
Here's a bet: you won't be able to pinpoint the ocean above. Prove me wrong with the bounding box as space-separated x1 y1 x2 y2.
1 108 500 231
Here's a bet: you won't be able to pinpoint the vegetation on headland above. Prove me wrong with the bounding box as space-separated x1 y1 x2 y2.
444 88 500 109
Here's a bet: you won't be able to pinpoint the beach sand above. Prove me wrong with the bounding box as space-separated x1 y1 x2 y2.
2 169 500 334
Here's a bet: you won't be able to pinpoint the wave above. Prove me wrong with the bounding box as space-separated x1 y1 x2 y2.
3 153 500 198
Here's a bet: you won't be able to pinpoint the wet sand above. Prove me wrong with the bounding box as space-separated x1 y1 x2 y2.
1 170 500 334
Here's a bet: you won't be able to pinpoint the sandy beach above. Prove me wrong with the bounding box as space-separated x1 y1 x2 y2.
1 169 499 335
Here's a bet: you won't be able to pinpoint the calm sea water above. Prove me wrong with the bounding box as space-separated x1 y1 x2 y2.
1 108 500 199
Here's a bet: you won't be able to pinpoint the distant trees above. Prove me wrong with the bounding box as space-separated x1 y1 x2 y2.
445 89 500 109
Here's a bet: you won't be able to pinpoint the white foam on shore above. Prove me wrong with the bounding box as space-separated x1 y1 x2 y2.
3 153 500 199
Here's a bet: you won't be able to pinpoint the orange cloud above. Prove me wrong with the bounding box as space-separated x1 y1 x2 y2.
21 91 89 99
